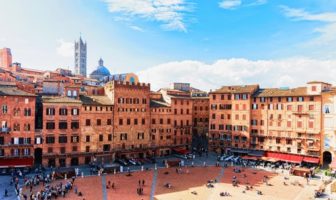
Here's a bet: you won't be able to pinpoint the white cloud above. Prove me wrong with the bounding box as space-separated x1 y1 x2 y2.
281 6 336 58
138 58 336 91
103 0 192 32
129 25 145 32
56 39 73 57
219 0 267 10
281 6 336 22
219 0 241 9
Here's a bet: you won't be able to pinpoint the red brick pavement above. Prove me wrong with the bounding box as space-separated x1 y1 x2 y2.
221 166 276 187
105 170 153 200
155 166 222 195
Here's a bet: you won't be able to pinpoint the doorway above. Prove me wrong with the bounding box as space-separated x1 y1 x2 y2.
34 148 42 166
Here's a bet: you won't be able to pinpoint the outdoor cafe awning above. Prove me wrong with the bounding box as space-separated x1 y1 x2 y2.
302 156 320 164
173 148 189 155
0 157 33 168
266 152 303 163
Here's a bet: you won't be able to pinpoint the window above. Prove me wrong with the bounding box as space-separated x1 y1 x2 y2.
2 105 7 114
212 94 216 100
108 134 112 141
85 146 90 152
167 118 171 124
59 108 67 115
97 119 101 126
85 119 91 126
24 124 30 131
59 122 67 129
134 118 138 125
324 105 330 114
13 108 20 116
99 134 103 142
46 136 55 144
312 86 317 92
24 108 31 116
59 136 67 143
287 105 292 111
13 123 20 131
60 147 66 154
309 105 314 111
212 114 216 119
137 132 144 140
120 133 127 140
142 118 146 125
72 146 78 152
86 135 90 142
71 121 79 129
297 105 303 112
103 144 110 152
287 97 293 102
252 104 258 110
46 122 55 130
297 121 303 128
309 120 314 128
71 108 79 115
46 108 55 115
119 118 123 125
48 147 53 153
71 136 79 143
297 97 304 102
127 118 131 125
107 119 112 125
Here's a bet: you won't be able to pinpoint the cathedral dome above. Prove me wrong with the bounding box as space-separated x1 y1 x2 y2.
90 58 111 80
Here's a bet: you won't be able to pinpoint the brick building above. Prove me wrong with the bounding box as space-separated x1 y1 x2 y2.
105 80 151 159
40 96 81 167
209 82 327 164
209 85 259 154
150 92 174 156
80 95 113 164
0 84 36 167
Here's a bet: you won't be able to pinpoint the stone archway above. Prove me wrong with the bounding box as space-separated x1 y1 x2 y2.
323 151 332 166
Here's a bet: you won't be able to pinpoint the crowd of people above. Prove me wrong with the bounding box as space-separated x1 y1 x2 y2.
9 168 85 200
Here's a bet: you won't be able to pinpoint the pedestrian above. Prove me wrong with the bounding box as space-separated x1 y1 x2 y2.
4 189 8 197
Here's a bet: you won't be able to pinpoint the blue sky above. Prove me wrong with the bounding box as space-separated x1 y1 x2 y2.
0 0 336 90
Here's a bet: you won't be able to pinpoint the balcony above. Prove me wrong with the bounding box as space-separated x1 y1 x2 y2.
0 127 11 133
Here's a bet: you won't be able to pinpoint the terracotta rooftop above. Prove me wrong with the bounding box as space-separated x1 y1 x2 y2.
213 84 259 94
80 95 113 105
0 85 35 96
254 87 310 97
42 96 82 104
307 81 331 85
